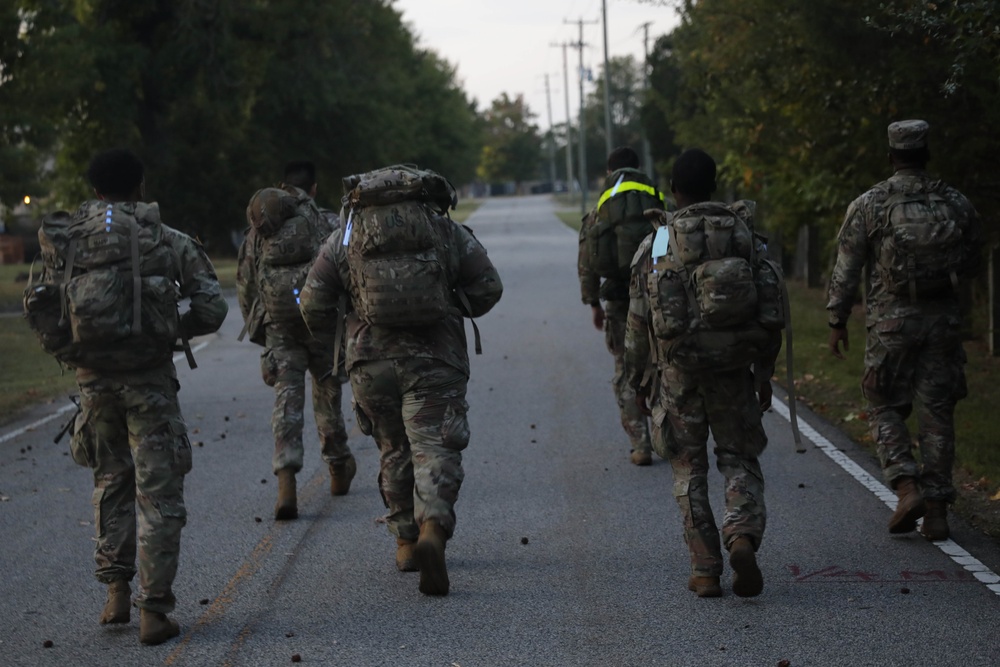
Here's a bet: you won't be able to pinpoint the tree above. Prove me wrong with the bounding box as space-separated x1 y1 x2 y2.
0 0 483 252
476 93 541 188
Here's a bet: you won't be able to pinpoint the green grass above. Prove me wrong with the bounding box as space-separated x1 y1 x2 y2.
0 316 77 423
0 263 33 313
552 193 598 232
450 198 482 224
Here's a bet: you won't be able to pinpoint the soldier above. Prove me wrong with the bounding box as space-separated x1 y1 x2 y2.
578 146 664 466
64 149 228 643
237 160 354 521
827 120 983 541
624 149 780 598
300 165 502 596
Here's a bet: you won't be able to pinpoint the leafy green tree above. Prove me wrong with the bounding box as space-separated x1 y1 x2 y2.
476 93 541 188
0 0 483 252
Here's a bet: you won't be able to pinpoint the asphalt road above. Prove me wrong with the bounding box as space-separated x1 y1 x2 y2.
1 195 998 667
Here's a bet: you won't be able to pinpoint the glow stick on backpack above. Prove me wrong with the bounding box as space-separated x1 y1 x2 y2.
610 173 625 197
651 226 670 272
341 209 353 246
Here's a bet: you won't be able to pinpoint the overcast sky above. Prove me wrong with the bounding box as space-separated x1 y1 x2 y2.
392 0 681 131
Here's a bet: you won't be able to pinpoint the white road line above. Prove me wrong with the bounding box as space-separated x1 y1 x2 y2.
771 397 1000 597
0 341 210 446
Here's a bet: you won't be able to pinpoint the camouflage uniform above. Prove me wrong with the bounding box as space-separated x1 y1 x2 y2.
299 213 502 541
71 212 228 613
237 185 351 474
827 165 982 503
624 218 779 578
578 209 652 457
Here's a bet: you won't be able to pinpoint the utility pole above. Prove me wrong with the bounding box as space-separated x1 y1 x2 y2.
602 0 613 155
640 21 655 179
551 42 574 193
566 16 598 215
544 73 557 188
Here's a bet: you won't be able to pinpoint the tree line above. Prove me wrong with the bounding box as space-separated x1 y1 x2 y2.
0 0 489 251
640 0 1000 251
4 1 997 257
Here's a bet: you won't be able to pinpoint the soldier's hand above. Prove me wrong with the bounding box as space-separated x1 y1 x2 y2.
828 327 849 360
757 381 773 412
591 304 605 330
635 389 652 417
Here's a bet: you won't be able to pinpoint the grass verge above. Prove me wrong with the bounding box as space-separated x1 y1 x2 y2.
0 317 78 422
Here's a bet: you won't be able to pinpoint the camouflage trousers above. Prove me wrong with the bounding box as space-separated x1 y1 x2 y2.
659 364 768 578
262 325 350 474
604 302 651 454
862 314 967 502
349 358 470 542
71 365 191 614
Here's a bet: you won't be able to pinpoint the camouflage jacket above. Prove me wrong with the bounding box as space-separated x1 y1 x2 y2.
77 209 228 381
624 209 780 391
826 168 983 328
236 185 332 342
299 213 503 377
577 207 634 305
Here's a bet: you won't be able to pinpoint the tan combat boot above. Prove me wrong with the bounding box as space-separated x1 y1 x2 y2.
728 536 763 598
414 520 449 596
139 609 180 645
920 500 950 541
396 538 418 572
888 476 925 534
687 575 722 598
99 580 131 624
630 450 652 466
329 455 357 496
274 469 298 521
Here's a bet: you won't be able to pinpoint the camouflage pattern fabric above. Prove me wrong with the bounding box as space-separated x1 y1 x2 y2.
625 221 775 577
299 206 502 542
70 221 227 614
604 300 652 455
300 216 503 377
72 369 191 614
238 186 351 475
579 209 652 454
827 169 982 328
827 168 983 499
862 314 966 501
261 322 350 473
350 358 469 540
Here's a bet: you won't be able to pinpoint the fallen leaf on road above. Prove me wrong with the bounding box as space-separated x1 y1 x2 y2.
990 488 1000 501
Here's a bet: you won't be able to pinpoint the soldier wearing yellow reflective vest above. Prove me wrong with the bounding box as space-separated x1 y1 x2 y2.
578 146 667 465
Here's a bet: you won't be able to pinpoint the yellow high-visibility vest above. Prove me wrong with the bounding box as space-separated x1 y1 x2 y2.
596 181 665 212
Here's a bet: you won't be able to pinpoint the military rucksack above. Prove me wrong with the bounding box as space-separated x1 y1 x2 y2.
341 165 459 328
245 187 327 324
876 180 965 302
22 201 184 372
647 200 784 372
586 168 665 279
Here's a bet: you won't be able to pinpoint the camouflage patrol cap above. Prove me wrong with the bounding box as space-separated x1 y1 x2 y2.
246 187 298 237
887 119 929 150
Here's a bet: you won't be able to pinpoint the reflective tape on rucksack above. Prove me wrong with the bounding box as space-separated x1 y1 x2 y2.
596 181 665 212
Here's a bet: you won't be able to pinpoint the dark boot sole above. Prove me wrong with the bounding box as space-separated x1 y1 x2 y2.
729 544 764 598
274 504 298 521
888 499 926 534
414 540 449 595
